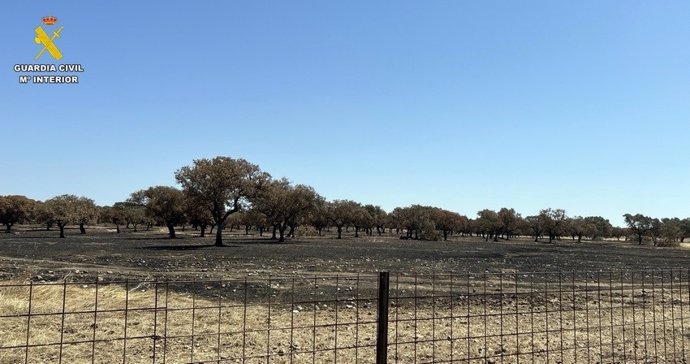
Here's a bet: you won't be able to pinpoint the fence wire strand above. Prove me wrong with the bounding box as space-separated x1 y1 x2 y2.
0 270 689 363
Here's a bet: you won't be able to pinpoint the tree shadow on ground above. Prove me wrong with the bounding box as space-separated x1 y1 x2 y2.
2 235 61 239
124 236 180 241
223 239 290 245
136 244 239 251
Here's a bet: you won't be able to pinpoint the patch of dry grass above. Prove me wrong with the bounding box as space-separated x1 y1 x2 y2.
0 277 689 363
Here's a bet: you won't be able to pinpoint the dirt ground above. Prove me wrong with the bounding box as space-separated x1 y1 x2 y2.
1 226 689 283
1 227 690 363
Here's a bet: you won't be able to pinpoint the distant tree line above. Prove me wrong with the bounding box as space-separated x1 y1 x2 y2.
1 156 689 247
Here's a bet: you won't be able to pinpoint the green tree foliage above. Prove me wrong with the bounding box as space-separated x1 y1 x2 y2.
32 202 54 231
540 208 567 243
0 195 36 233
623 213 655 245
475 209 501 242
566 216 614 242
364 205 388 236
657 217 683 246
566 216 595 243
525 215 545 242
100 205 125 233
681 218 690 243
394 205 440 241
327 200 360 239
6 155 689 250
75 197 98 234
239 209 268 236
185 196 214 237
306 198 329 236
610 226 628 241
254 178 320 242
584 216 613 240
429 208 466 241
497 207 522 240
101 201 147 233
175 157 270 246
42 195 87 238
119 201 147 231
350 204 371 238
131 186 186 239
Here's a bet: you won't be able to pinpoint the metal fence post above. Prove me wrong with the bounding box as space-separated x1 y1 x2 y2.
377 272 390 364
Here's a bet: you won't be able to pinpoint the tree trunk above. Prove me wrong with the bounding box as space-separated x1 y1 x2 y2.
167 223 176 239
115 224 120 234
4 224 11 233
245 225 250 235
337 226 342 239
259 226 264 237
215 221 224 246
271 226 277 239
200 224 206 238
278 225 287 243
443 230 448 241
638 234 643 245
79 223 86 234
59 224 66 238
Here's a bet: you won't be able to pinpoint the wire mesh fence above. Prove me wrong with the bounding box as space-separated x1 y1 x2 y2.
0 269 688 363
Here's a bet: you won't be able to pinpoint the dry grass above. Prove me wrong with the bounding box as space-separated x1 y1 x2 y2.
0 277 689 364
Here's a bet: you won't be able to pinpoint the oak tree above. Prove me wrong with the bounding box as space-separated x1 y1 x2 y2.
623 213 655 245
540 208 567 243
75 197 98 234
327 200 359 239
42 195 85 238
175 157 270 246
0 195 36 233
131 186 186 239
255 178 320 242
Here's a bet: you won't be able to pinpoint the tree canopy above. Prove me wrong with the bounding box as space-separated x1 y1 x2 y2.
0 195 36 233
2 155 688 248
175 156 271 246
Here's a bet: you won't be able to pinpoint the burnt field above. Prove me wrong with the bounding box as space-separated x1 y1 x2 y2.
2 227 690 363
1 226 689 282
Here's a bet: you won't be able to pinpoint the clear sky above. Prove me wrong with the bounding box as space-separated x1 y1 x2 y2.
1 1 689 226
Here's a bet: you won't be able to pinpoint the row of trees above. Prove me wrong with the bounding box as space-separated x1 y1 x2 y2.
2 156 689 246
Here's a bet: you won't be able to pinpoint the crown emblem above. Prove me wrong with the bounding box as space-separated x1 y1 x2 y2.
42 16 58 26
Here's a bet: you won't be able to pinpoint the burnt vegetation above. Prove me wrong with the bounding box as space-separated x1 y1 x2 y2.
2 156 689 247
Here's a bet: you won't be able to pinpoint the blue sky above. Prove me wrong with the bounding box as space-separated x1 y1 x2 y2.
1 1 689 225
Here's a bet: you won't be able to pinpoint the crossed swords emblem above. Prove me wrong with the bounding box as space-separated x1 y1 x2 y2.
35 25 63 60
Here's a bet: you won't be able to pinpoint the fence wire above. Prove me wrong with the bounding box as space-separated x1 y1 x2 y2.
0 269 688 363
